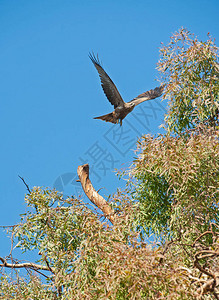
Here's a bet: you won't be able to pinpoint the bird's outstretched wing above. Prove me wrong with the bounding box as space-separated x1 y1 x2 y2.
89 52 125 109
128 85 165 106
94 112 117 124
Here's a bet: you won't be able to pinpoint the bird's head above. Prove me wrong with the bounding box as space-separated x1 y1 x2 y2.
127 102 135 113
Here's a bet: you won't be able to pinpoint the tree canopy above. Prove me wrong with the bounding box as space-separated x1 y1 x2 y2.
1 28 218 299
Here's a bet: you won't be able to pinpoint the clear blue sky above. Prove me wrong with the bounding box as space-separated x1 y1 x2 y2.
0 0 218 257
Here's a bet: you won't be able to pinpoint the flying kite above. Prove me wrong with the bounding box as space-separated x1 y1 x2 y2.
89 53 164 126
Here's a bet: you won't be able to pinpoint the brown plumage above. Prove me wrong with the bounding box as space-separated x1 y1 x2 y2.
89 53 164 126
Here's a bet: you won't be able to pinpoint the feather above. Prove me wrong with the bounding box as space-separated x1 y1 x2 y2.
89 52 124 109
93 112 117 124
128 85 165 106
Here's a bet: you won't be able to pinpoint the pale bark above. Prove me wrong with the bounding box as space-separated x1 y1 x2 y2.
77 164 115 224
0 256 53 272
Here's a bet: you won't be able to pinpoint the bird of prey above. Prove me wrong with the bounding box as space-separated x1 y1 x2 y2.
89 53 164 126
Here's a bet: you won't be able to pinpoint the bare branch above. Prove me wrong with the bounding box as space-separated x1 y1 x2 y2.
196 276 219 299
192 231 213 247
77 164 115 224
27 267 52 279
0 225 17 228
18 175 39 213
0 257 54 272
194 250 218 278
18 175 31 194
41 253 54 274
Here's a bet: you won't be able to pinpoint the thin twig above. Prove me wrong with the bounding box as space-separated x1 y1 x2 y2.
18 175 39 213
0 225 17 228
18 175 31 193
41 254 54 274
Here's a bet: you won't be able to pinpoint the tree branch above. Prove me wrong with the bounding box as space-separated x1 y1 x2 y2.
196 277 219 299
0 257 53 272
192 231 213 247
18 175 31 194
77 164 115 224
18 175 39 213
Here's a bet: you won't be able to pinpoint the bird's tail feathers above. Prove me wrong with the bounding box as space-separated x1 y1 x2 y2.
94 112 117 124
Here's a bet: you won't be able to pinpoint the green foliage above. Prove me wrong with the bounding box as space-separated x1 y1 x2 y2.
0 274 55 300
125 29 219 298
128 28 219 245
1 190 194 299
14 188 105 281
130 129 219 243
129 136 173 237
158 28 219 133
